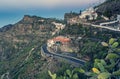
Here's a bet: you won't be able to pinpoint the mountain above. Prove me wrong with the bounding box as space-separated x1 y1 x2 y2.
96 0 120 18
0 1 120 78
0 15 67 79
0 24 13 32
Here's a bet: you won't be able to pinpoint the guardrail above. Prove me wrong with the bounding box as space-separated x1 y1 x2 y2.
83 22 120 32
91 24 120 32
41 44 86 66
100 20 118 26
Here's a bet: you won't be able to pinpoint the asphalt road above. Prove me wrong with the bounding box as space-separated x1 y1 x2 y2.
41 44 86 65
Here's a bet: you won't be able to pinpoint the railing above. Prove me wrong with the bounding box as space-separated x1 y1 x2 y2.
100 20 118 26
83 23 120 32
91 24 120 32
41 44 86 66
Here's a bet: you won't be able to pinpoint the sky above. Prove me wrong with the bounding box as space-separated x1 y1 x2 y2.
0 0 105 27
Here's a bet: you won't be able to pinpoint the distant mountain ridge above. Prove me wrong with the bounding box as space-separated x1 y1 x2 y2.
0 15 63 32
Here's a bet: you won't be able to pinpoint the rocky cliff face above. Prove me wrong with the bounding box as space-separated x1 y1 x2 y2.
0 15 56 60
0 15 64 79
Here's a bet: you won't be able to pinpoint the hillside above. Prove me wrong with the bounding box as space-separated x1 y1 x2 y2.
96 0 120 18
0 15 68 79
0 15 120 79
0 1 120 78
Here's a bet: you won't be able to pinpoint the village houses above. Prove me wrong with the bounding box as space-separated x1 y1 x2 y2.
47 36 71 47
79 7 98 20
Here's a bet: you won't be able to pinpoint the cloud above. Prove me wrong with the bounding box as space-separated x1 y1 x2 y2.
0 0 105 9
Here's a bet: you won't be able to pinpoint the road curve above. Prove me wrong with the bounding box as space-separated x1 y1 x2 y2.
91 24 120 32
41 44 86 65
83 23 120 32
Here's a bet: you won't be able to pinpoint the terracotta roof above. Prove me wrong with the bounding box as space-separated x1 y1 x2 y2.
53 36 70 43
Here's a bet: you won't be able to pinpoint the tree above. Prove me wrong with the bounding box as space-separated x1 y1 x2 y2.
48 38 120 79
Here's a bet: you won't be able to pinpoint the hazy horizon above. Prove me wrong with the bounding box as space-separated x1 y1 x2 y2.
0 0 105 28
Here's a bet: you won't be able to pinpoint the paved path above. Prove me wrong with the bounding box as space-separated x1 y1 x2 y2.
91 24 120 32
83 23 120 32
41 44 86 66
1 72 10 79
100 20 118 26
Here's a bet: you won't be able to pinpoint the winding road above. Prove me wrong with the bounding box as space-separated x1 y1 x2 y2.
41 44 86 66
83 20 120 32
91 24 120 32
1 72 10 79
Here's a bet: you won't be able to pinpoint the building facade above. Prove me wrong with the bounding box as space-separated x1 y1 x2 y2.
47 36 71 47
79 7 98 20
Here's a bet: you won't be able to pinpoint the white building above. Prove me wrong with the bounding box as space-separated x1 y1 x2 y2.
79 7 98 20
47 39 55 47
52 22 65 30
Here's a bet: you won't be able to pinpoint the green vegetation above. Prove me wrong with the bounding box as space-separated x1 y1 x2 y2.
49 38 120 79
1 0 120 78
0 15 65 79
96 0 120 18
